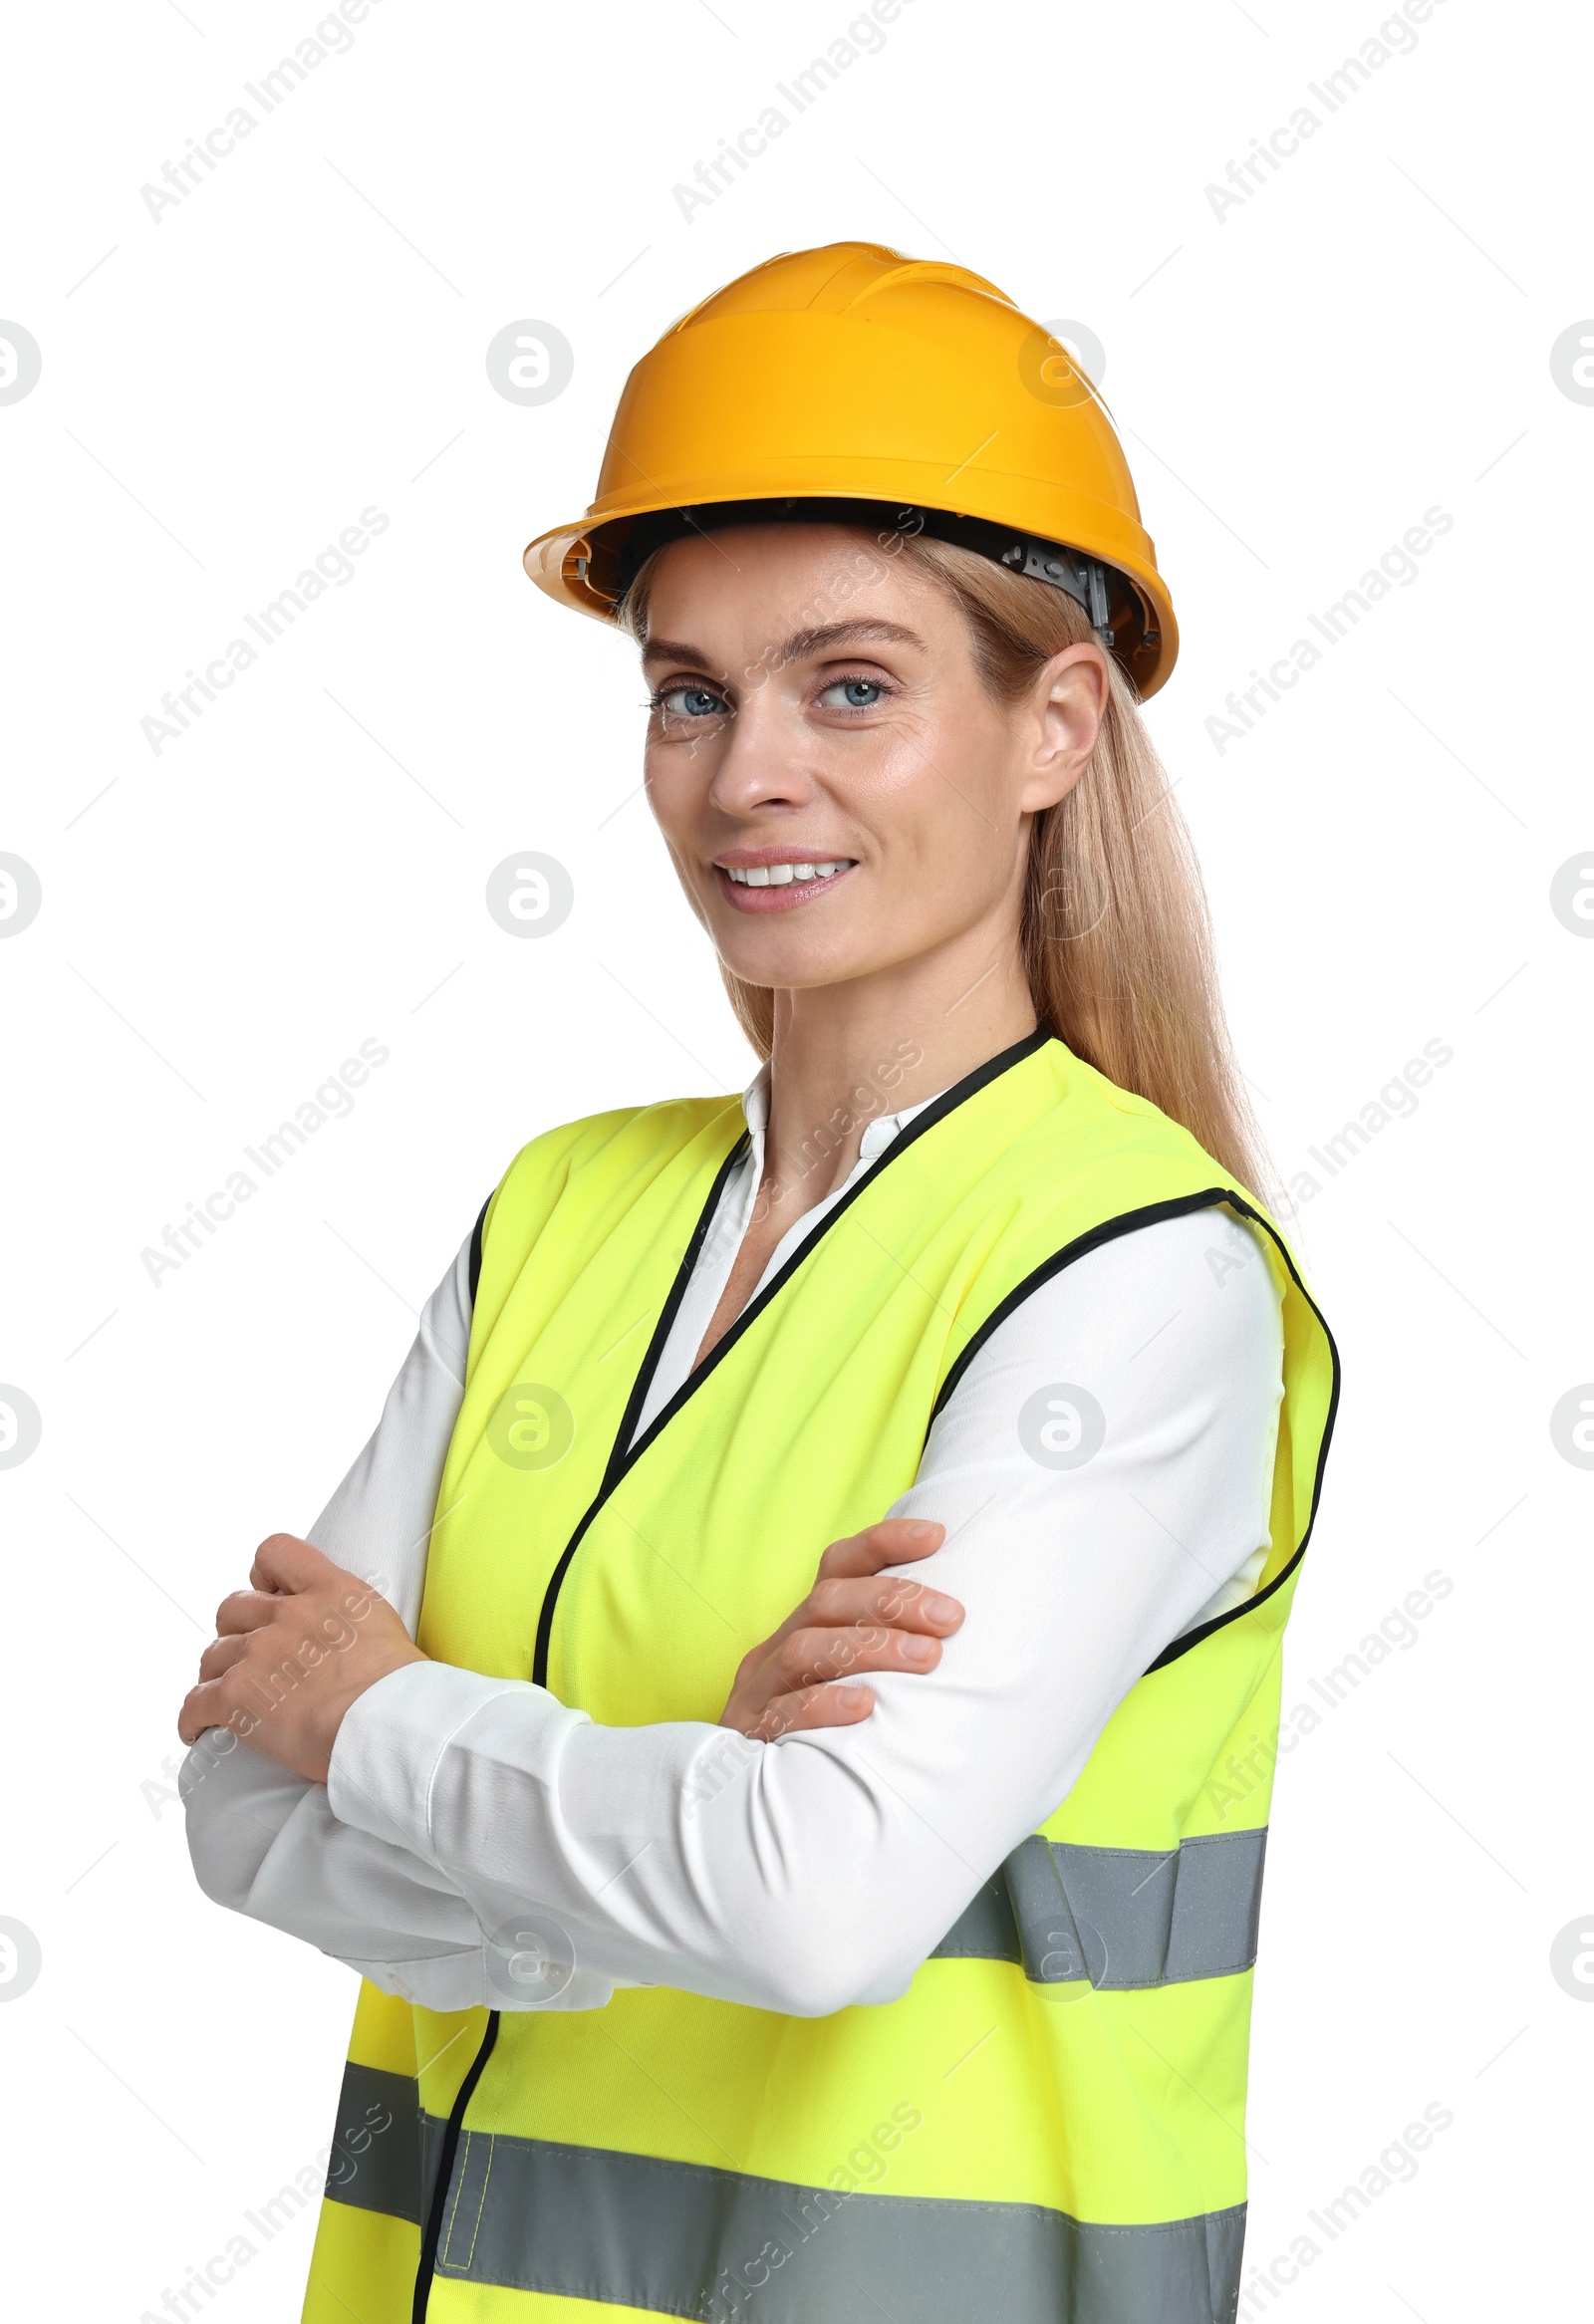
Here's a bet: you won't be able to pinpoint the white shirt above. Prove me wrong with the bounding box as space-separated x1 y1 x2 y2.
183 1063 1284 2017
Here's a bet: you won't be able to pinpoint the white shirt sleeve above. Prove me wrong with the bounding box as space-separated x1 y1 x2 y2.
325 1206 1285 2017
181 1225 493 2010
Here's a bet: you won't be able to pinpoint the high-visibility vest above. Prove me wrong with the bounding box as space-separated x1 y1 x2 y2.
301 1029 1338 2324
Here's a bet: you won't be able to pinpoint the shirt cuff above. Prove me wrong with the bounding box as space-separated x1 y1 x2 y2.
328 1659 549 1862
346 1948 491 2011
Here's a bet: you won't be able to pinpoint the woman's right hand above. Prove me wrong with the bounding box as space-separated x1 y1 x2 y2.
718 1517 962 1742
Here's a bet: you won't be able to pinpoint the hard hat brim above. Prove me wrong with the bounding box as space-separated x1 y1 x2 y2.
524 476 1178 700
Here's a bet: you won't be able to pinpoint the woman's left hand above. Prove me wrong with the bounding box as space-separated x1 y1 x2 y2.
176 1534 425 1785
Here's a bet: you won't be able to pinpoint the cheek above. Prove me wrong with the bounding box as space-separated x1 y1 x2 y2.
644 728 719 815
640 769 715 922
641 743 696 851
861 727 1020 895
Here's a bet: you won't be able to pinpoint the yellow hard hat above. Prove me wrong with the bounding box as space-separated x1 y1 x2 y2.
523 241 1179 697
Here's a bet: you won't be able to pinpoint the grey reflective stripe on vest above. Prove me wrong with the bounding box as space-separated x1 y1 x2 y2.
932 1826 1267 1988
323 1830 1264 2309
325 2062 424 2221
327 2064 1246 2324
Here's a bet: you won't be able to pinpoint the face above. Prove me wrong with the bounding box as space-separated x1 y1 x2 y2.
638 525 1107 1002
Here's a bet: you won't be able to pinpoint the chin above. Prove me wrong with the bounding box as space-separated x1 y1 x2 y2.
721 948 837 988
731 946 902 1000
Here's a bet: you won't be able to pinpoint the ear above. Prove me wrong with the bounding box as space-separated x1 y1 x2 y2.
1018 643 1111 814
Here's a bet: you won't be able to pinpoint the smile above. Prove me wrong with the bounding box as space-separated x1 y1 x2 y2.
722 859 851 888
712 857 858 913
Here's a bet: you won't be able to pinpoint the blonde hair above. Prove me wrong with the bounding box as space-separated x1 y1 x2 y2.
620 528 1273 1199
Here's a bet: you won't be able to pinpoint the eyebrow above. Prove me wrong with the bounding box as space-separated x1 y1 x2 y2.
641 619 927 670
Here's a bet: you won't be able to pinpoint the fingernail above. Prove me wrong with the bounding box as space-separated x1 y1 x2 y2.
903 1521 938 1538
835 1685 871 1708
921 1592 959 1622
903 1635 936 1662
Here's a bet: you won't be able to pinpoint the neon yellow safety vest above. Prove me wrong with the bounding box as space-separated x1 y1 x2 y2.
300 1030 1337 2324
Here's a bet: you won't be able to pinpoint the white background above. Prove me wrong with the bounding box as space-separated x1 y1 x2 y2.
1 1 1588 2315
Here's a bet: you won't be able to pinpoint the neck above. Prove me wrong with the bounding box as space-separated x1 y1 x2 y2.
760 933 1039 1206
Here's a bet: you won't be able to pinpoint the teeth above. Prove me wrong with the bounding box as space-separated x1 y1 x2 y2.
724 860 850 888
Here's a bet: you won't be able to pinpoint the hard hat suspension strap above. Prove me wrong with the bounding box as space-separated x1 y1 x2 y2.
611 496 1154 667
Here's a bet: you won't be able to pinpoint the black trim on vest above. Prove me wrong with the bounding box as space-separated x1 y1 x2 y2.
1142 1188 1340 1671
412 1193 493 2320
415 1045 1347 2314
466 1194 491 1307
412 1034 1337 2321
530 1124 752 1690
411 2006 500 2324
529 1024 1050 1691
924 1182 1342 1677
599 1129 754 1506
419 1029 1048 2321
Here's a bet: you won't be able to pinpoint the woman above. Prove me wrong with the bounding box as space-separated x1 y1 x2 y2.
180 242 1338 2324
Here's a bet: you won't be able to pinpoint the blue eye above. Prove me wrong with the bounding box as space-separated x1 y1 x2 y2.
658 685 726 718
819 678 886 710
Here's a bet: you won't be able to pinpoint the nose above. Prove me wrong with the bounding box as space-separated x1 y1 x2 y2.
705 688 820 818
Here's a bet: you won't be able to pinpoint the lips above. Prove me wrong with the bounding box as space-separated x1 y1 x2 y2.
712 856 858 912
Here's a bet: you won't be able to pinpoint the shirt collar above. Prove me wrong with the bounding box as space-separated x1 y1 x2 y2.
740 1059 945 1163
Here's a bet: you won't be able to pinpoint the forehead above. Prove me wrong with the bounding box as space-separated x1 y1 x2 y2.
640 522 944 646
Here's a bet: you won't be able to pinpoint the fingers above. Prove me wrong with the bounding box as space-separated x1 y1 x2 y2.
199 1550 379 1724
752 1680 875 1742
805 1573 963 1637
248 1533 340 1595
816 1517 945 1584
177 1678 233 1746
725 1617 943 1736
761 1621 946 1707
215 1588 282 1636
197 1633 251 1682
740 1568 963 1686
716 1516 958 1741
